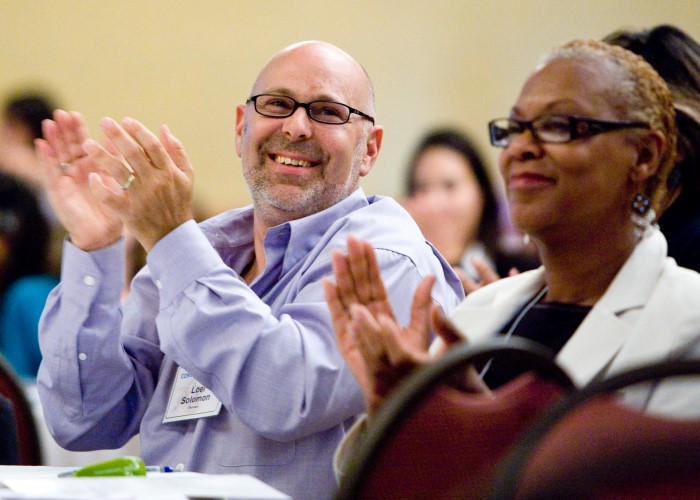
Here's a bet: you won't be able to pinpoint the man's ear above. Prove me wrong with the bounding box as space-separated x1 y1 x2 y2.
359 126 384 177
631 130 665 183
234 104 246 158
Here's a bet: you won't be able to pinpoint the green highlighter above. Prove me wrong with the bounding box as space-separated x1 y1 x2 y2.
59 456 147 477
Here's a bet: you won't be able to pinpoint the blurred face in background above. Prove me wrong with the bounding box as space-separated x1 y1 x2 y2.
405 145 485 264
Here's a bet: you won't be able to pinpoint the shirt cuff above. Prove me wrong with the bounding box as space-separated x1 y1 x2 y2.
61 236 125 304
147 220 227 306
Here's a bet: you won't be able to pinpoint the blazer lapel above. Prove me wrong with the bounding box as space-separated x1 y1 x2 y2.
451 269 546 343
557 230 667 386
449 230 668 387
556 308 630 386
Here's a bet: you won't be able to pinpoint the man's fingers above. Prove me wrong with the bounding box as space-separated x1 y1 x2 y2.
161 125 194 178
119 117 173 171
83 138 136 191
35 138 62 184
98 118 154 178
64 111 89 160
45 111 70 161
87 172 129 210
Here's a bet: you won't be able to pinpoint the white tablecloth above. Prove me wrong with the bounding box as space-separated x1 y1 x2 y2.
0 466 291 499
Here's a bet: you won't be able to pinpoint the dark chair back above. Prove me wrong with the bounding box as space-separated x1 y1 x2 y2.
0 354 42 464
334 337 575 500
0 394 19 464
490 358 700 499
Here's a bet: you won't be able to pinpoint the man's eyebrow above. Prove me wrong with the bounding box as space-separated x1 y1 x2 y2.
257 88 344 103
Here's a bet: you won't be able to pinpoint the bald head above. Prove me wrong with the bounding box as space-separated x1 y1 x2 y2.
251 41 375 117
235 40 383 227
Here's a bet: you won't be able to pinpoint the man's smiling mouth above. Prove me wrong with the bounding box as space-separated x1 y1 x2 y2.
274 155 313 168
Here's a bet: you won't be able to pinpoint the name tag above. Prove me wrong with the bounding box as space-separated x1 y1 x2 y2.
163 366 222 423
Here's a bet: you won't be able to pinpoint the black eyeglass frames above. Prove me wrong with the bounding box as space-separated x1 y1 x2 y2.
247 94 375 125
488 115 650 147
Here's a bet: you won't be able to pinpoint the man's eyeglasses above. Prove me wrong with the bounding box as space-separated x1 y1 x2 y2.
488 115 650 147
247 94 375 125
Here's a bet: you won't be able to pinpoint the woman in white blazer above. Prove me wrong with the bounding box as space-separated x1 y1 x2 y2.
325 37 700 434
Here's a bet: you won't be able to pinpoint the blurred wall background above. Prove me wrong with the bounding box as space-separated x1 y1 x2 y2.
2 0 698 215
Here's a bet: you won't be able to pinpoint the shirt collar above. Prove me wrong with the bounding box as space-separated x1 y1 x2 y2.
265 188 368 274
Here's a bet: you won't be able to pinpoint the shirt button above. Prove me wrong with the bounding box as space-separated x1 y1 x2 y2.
83 276 96 286
78 353 88 361
155 280 163 289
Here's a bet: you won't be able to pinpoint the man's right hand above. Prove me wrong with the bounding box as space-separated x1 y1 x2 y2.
36 110 123 251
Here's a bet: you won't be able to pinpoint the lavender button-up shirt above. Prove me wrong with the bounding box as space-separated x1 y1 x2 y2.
37 189 463 499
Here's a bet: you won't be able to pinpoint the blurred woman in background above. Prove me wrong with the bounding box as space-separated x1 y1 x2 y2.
604 24 700 273
0 91 63 276
0 172 58 379
402 128 537 292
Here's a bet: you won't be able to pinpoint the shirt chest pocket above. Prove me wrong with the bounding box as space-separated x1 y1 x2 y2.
215 432 296 467
206 413 296 467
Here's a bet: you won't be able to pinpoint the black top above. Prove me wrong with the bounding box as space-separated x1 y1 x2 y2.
480 296 592 389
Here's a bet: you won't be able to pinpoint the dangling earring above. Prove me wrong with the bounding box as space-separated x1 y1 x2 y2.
631 193 656 239
522 233 530 245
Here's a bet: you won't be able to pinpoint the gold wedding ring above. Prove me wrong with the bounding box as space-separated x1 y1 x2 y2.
120 162 137 191
120 173 136 191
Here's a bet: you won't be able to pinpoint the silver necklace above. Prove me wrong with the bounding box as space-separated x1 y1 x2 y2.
479 286 548 379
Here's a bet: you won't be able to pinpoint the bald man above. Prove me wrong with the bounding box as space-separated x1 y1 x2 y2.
35 41 462 499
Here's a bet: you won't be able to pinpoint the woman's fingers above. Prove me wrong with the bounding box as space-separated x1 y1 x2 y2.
407 275 435 342
361 238 390 306
346 235 374 305
331 249 360 312
431 304 464 347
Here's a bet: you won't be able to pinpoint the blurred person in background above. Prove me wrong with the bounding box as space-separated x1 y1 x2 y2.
0 91 56 194
604 24 700 273
0 171 58 380
0 91 63 275
402 128 538 292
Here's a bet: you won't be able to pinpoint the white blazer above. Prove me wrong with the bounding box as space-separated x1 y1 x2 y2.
449 228 700 416
334 228 700 479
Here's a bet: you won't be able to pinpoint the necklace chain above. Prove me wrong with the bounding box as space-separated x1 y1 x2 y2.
479 286 548 379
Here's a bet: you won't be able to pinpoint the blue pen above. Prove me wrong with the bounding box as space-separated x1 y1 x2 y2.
145 464 184 473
